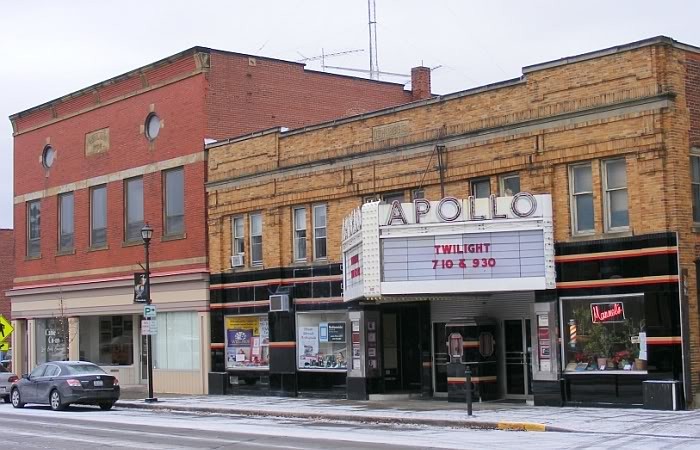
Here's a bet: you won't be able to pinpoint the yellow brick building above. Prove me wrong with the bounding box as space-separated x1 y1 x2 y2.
206 36 700 408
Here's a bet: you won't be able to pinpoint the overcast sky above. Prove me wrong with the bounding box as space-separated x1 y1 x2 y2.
1 0 699 229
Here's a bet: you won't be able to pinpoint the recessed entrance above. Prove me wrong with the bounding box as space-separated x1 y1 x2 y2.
504 318 532 398
381 305 424 393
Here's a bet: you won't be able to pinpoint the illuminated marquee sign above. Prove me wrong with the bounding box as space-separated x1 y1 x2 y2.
590 302 625 324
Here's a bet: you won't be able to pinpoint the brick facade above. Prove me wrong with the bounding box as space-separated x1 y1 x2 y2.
206 37 700 406
0 229 13 320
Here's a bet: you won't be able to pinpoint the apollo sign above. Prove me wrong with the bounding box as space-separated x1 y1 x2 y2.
383 193 540 226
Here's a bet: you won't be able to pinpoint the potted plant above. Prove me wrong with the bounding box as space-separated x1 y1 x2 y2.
583 323 614 369
624 319 646 370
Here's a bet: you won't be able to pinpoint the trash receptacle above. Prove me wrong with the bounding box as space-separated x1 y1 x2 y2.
208 372 228 395
643 380 682 410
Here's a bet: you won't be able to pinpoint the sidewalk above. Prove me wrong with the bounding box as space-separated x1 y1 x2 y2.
115 393 700 436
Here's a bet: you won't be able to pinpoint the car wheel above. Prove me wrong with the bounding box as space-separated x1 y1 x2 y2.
99 402 114 411
49 389 66 411
11 388 24 408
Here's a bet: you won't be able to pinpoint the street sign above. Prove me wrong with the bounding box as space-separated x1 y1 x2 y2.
141 319 158 336
0 316 13 343
0 342 8 352
144 305 157 319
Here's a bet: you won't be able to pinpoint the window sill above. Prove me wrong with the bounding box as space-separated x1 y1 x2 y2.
161 232 186 242
56 249 75 257
25 254 42 261
564 370 648 375
87 245 109 252
692 224 700 233
122 240 144 248
567 229 633 242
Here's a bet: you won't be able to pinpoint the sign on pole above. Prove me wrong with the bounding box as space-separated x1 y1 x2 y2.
0 316 14 342
144 305 157 319
0 342 8 352
141 319 158 336
134 272 149 303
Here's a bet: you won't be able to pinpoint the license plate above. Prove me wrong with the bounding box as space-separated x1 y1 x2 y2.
0 387 5 393
94 380 103 387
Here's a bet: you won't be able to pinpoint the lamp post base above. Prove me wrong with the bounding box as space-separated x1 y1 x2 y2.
144 397 159 403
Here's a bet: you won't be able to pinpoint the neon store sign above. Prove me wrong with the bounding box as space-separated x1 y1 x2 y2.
590 302 625 324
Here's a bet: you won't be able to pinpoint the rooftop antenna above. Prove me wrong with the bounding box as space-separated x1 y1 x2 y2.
296 48 364 71
368 0 379 79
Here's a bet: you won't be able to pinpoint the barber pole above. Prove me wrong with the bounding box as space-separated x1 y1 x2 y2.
569 319 577 348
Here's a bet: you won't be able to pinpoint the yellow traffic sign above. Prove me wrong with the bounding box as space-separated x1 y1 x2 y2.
0 342 8 352
0 316 13 343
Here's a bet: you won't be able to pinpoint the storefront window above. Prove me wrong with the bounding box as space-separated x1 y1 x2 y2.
155 312 200 370
225 315 269 370
561 295 646 372
35 318 69 364
79 315 134 366
297 312 348 371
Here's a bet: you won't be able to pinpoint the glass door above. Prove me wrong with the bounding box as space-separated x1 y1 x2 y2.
504 319 532 398
432 322 448 394
139 318 148 384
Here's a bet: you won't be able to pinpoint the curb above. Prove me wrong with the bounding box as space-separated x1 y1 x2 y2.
115 401 571 433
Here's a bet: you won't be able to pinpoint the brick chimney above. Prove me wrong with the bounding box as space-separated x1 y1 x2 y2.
411 66 432 101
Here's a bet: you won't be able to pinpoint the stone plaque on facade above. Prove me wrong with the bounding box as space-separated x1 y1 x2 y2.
85 128 110 156
372 120 409 142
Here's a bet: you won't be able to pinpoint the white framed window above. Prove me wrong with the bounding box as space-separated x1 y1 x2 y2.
27 200 41 257
313 204 327 260
602 159 629 231
232 216 245 256
163 167 184 236
250 212 263 266
155 312 200 370
569 164 594 235
499 173 520 196
691 150 700 223
90 185 107 248
58 192 74 252
293 207 307 262
124 177 144 242
470 178 490 198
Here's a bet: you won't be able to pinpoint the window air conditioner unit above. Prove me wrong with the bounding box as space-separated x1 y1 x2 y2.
230 254 244 268
269 294 290 312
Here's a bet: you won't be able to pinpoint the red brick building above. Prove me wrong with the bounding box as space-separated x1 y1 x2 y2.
0 229 13 321
8 47 429 394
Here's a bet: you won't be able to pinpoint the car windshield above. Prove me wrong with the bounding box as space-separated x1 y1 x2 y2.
64 364 106 375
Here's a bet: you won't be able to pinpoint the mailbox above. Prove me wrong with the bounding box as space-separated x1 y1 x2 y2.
448 332 464 362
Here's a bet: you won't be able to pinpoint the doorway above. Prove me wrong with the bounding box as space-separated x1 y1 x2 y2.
504 319 532 399
382 307 423 393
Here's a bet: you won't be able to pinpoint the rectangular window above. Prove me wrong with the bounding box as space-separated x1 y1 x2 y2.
58 192 74 252
313 204 327 260
163 167 184 236
225 315 269 370
602 159 629 231
27 200 41 257
293 207 307 261
250 212 263 266
125 177 144 242
570 164 594 234
499 173 520 197
35 318 68 363
91 185 107 247
411 188 425 200
470 178 491 198
155 312 200 370
693 152 700 223
382 191 405 204
79 315 134 366
297 311 348 371
232 216 245 256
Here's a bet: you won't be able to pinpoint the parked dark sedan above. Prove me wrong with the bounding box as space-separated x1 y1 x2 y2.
11 361 120 411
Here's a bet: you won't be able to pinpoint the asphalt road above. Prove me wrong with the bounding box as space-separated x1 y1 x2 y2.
1 403 699 449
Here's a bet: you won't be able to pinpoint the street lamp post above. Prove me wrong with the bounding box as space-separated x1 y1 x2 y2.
141 223 157 403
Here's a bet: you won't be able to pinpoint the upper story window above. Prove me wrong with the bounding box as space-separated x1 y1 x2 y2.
232 216 245 256
145 113 161 141
499 173 520 196
42 145 56 169
602 158 629 231
692 150 700 223
163 167 184 236
381 191 405 204
91 185 107 248
293 207 307 262
27 200 41 257
250 212 263 266
411 188 425 200
470 178 491 198
125 177 144 242
58 192 74 252
313 204 327 260
569 163 594 235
